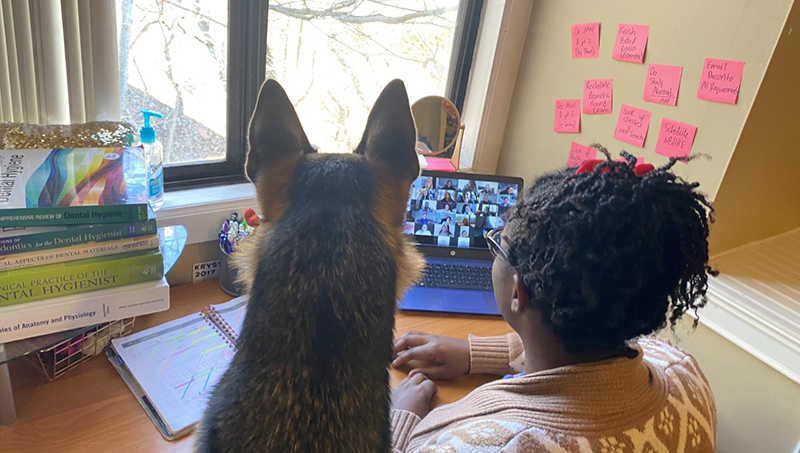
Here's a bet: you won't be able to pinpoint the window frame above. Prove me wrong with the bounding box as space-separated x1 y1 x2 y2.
164 0 266 190
164 0 480 190
446 0 484 114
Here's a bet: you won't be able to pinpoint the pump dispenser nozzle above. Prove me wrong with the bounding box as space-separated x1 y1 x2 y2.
140 110 163 144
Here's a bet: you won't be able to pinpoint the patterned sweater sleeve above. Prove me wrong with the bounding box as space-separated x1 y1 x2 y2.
391 409 422 452
467 332 525 375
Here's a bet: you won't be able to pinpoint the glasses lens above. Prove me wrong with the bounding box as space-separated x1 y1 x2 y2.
489 227 507 260
488 241 498 258
492 228 503 243
486 228 501 258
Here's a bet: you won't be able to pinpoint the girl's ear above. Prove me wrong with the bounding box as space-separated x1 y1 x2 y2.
246 79 315 185
511 273 530 313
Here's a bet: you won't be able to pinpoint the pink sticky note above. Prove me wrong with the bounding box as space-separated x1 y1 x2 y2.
612 24 649 63
613 104 652 147
655 118 697 158
697 58 745 104
644 64 682 106
554 99 581 133
571 23 600 59
567 142 597 167
583 79 613 114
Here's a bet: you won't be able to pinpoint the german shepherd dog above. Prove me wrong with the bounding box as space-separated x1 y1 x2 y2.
194 79 424 452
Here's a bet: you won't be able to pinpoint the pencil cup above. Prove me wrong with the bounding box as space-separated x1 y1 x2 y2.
219 244 244 297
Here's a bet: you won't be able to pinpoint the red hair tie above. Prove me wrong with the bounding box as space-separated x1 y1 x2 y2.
574 159 654 177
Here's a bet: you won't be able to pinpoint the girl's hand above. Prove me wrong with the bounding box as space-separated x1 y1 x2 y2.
392 331 470 380
391 373 437 418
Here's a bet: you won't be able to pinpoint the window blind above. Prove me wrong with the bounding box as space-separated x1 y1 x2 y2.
0 0 119 124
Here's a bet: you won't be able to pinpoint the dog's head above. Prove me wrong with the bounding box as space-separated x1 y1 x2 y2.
237 79 424 298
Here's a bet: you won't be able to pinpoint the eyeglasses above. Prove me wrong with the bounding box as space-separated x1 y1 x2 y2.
484 226 508 261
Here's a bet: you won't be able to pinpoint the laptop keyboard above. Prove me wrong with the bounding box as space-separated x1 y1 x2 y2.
417 263 494 291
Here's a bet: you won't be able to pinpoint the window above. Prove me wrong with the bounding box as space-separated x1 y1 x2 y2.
118 0 482 189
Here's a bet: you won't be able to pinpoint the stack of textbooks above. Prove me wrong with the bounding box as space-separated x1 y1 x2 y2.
0 147 169 343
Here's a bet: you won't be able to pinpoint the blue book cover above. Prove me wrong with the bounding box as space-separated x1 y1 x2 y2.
0 147 149 226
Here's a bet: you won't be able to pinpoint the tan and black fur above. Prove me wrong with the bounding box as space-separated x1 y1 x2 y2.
194 79 424 452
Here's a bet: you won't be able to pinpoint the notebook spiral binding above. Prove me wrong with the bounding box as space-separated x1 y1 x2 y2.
199 306 239 350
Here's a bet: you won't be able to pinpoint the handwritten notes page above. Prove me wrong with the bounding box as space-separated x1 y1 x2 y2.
697 58 745 104
644 64 682 105
555 99 581 133
583 79 613 114
614 104 652 147
612 24 649 63
572 23 600 59
655 117 697 158
567 142 597 167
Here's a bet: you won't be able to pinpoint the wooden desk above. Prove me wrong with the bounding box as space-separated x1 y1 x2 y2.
0 281 512 453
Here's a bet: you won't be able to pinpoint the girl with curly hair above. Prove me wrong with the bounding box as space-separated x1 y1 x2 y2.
389 147 717 453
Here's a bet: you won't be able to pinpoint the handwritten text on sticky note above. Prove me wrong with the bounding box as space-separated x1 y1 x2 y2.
612 24 649 63
572 23 600 59
554 99 581 133
655 118 697 158
583 79 613 114
613 104 652 147
644 64 682 106
697 58 745 104
567 142 597 167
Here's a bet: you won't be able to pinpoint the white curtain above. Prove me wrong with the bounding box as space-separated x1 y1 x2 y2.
0 0 119 124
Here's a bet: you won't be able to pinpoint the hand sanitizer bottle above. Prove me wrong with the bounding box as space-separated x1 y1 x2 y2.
140 110 165 211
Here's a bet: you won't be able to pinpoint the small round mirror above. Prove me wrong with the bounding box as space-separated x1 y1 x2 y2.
411 96 461 157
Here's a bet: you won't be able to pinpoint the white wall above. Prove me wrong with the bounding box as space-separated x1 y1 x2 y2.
666 320 800 453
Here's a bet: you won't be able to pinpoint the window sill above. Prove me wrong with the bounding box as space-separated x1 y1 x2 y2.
699 228 800 385
156 183 257 246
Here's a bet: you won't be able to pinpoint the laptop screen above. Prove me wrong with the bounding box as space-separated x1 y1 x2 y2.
404 172 521 250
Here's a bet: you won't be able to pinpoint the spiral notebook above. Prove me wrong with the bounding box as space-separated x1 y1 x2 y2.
108 296 247 440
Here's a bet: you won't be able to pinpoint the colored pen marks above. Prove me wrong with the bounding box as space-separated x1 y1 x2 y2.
146 319 234 404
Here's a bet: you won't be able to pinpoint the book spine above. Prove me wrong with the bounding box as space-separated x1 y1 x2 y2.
0 279 169 343
0 204 149 226
0 251 164 307
0 235 160 271
0 219 158 256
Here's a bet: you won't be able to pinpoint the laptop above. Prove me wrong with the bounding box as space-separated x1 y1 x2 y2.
399 170 523 315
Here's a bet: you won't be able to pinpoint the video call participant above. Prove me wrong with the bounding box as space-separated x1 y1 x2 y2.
438 223 453 237
416 177 436 201
499 185 516 196
438 192 457 211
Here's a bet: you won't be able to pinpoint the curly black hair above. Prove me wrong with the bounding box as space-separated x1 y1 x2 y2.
503 145 716 353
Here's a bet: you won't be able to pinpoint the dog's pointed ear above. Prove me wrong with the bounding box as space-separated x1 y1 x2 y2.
246 79 315 184
355 79 419 182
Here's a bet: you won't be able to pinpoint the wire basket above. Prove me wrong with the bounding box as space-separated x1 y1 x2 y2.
31 318 136 381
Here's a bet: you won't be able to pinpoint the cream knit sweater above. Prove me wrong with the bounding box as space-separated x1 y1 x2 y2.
391 335 716 452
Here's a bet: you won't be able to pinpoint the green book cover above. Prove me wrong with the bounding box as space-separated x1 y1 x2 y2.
0 216 158 256
0 147 149 226
0 249 164 307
